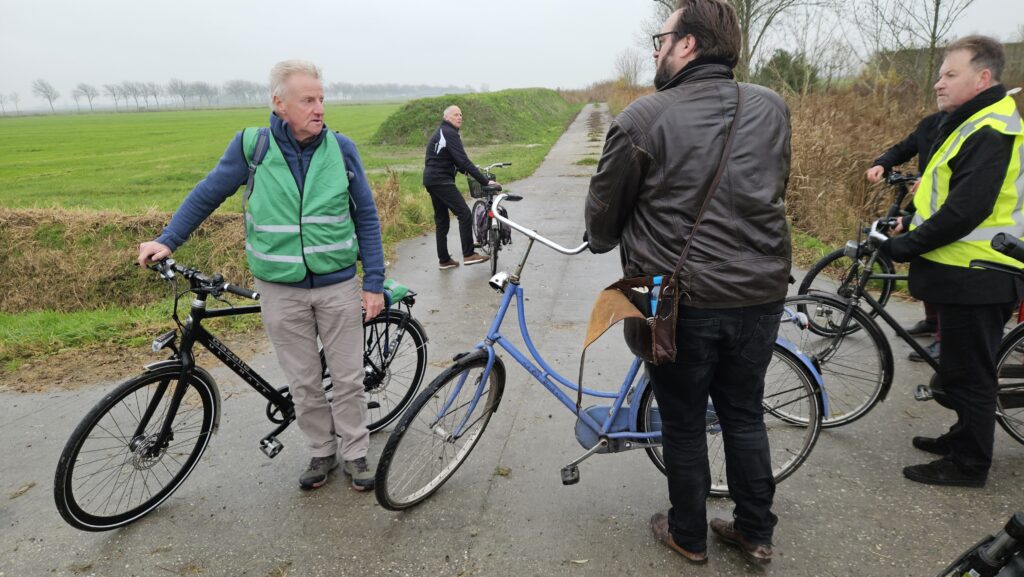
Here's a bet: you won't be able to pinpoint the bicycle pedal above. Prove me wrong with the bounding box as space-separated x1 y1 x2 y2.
260 436 284 458
914 384 934 402
561 465 580 485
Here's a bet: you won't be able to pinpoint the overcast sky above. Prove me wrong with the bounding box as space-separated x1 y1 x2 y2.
1 0 1020 111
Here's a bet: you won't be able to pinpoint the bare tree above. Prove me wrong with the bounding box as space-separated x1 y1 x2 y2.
10 92 19 115
905 0 976 88
0 93 7 115
76 83 99 112
167 78 190 108
121 81 142 110
615 48 648 87
103 84 122 111
71 88 83 112
32 79 60 112
140 82 161 109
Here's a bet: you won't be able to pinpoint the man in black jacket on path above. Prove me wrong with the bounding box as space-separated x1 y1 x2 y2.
586 0 790 566
423 105 496 270
880 35 1023 488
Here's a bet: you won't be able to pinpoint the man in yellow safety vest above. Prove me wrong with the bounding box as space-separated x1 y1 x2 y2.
880 35 1023 488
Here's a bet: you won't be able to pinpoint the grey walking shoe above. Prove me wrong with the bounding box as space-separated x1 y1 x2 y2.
299 455 338 490
343 456 376 491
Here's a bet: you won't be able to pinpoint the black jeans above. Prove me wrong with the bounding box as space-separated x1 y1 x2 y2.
426 183 474 262
933 302 1014 475
649 300 783 553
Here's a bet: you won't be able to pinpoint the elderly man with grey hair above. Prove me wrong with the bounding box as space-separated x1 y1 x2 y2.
423 105 497 269
138 59 385 492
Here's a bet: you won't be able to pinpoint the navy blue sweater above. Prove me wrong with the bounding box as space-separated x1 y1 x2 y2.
156 113 385 293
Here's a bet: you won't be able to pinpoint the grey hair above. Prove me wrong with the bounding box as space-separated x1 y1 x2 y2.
269 59 322 107
443 105 460 120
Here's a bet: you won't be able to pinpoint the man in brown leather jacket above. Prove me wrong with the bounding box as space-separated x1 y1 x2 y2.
585 0 791 566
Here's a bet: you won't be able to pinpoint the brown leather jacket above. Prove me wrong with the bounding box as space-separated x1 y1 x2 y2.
585 63 792 308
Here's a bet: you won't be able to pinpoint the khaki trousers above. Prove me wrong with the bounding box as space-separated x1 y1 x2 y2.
256 277 369 460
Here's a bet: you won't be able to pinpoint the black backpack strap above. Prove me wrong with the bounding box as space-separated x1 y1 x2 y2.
242 127 270 214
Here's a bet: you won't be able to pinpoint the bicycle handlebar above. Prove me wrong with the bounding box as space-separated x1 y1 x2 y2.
885 171 920 186
150 259 260 300
482 162 512 171
490 194 590 255
992 233 1024 263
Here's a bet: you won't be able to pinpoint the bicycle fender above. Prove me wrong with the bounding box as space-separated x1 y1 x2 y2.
142 360 223 434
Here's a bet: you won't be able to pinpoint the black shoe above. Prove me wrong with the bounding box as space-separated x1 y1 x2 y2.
912 435 951 456
908 341 940 363
904 319 938 336
903 458 986 488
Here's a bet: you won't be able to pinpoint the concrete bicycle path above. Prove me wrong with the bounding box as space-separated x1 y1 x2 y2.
2 103 1022 577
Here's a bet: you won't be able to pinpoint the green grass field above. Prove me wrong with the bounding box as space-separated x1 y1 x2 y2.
0 92 582 375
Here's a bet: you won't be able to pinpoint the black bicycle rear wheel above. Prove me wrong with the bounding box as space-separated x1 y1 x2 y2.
54 366 216 531
995 324 1024 445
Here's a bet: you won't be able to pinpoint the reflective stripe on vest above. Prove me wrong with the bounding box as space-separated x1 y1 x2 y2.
241 128 358 283
910 96 1024 268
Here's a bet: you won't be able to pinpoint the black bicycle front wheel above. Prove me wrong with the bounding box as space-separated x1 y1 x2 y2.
54 366 216 531
799 247 896 319
489 227 500 276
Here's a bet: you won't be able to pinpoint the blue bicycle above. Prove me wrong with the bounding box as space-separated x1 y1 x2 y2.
374 196 825 510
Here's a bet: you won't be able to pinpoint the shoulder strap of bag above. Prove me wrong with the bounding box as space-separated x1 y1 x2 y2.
242 127 271 215
668 82 744 282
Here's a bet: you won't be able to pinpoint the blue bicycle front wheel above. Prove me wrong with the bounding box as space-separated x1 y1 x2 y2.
374 353 506 510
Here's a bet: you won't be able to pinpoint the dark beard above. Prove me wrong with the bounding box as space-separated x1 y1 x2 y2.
653 58 675 90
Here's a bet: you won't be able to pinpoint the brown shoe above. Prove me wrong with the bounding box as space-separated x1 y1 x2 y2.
650 512 708 564
438 259 459 270
463 253 490 266
709 518 772 565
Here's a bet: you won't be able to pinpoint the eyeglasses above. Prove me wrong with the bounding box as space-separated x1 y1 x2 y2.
652 31 678 52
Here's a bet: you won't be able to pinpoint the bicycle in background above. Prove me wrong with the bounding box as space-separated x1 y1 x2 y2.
469 162 522 276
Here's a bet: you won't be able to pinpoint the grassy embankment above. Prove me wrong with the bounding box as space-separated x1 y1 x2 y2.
0 89 581 377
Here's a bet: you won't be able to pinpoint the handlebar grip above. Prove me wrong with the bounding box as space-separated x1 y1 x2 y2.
223 283 260 300
482 184 502 193
992 233 1024 263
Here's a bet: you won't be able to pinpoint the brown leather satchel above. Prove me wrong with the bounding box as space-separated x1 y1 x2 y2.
583 83 744 367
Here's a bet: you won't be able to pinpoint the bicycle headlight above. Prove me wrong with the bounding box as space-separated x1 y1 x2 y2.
843 240 860 259
152 329 178 352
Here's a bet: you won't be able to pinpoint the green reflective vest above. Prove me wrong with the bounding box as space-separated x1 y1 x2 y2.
241 128 359 283
910 96 1024 268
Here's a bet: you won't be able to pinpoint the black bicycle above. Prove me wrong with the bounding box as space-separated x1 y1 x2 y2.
54 259 427 531
797 171 918 313
469 162 522 276
938 512 1024 577
780 229 1024 439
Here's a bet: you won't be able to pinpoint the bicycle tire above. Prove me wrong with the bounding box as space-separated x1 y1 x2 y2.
471 200 488 252
799 247 896 321
638 344 822 498
54 366 216 531
318 310 428 433
489 226 500 276
375 354 506 510
779 294 893 427
995 324 1024 445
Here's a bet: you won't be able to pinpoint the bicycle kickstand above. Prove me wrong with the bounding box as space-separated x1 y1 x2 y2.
560 438 608 485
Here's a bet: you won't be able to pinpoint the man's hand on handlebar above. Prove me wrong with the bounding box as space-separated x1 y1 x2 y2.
865 165 885 184
138 241 172 267
363 291 384 321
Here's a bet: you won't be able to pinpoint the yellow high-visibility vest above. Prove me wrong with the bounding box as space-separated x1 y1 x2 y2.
910 95 1024 267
